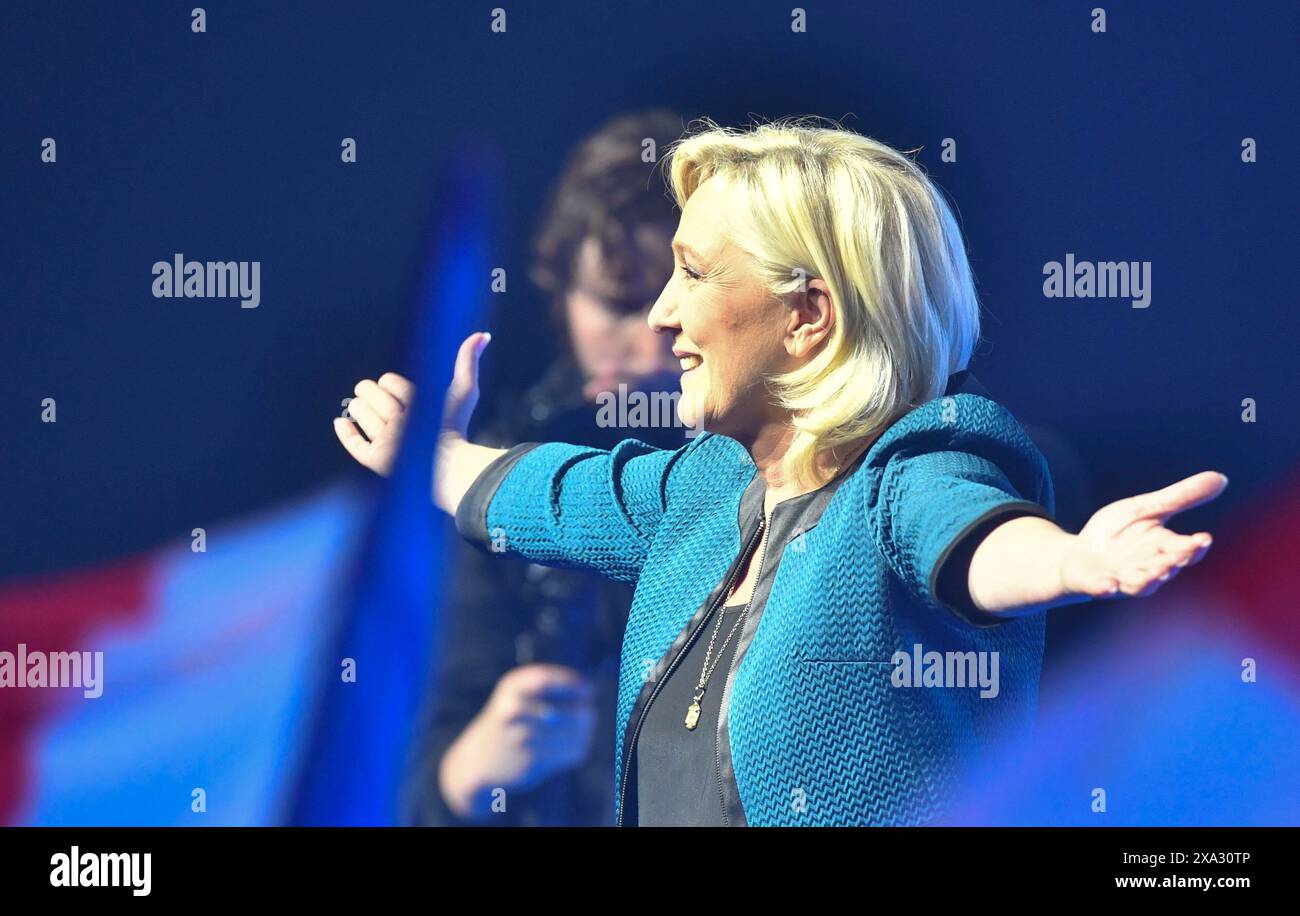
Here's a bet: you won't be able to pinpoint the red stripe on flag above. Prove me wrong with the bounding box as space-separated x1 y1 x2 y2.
0 558 155 823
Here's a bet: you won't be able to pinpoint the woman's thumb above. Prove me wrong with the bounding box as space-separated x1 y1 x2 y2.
450 331 490 396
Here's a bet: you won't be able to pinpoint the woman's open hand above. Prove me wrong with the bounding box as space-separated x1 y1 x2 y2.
1059 470 1228 600
332 332 491 479
333 332 502 515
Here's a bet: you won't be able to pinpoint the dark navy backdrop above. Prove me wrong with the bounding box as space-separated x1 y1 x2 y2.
4 0 1296 585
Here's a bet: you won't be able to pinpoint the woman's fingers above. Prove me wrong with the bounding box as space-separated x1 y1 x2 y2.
376 372 415 408
335 337 485 472
450 332 489 398
354 378 402 421
443 332 490 437
1148 528 1206 566
333 417 372 464
334 372 412 476
1176 532 1213 565
1107 528 1215 598
1071 518 1218 601
345 393 387 441
1124 471 1229 525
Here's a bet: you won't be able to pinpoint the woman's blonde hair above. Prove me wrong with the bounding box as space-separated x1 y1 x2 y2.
662 117 981 486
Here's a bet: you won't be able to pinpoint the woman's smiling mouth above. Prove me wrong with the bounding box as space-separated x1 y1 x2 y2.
675 348 703 374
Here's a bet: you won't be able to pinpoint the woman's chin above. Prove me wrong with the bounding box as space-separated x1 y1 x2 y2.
676 390 708 433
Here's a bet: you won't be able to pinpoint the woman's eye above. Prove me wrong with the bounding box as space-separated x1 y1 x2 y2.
681 263 704 282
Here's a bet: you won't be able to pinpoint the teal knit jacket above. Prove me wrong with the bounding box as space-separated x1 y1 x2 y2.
456 383 1056 826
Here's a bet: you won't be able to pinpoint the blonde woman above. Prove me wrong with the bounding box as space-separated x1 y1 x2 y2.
336 119 1226 826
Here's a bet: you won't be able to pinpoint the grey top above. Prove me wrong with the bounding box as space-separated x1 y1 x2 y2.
635 601 750 826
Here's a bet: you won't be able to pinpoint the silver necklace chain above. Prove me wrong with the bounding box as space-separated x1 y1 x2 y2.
696 520 767 691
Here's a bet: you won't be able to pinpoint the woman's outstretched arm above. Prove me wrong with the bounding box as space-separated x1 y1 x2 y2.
336 329 682 583
333 331 507 516
969 470 1228 617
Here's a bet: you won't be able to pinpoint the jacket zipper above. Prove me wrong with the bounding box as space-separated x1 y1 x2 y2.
714 513 769 826
616 514 767 826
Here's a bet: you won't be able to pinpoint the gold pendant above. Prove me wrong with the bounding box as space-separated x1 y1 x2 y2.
684 700 702 730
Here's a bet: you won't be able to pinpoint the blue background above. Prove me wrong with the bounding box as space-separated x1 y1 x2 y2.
3 1 1296 582
2 0 1298 829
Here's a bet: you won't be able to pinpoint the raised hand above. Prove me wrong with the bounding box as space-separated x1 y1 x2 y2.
332 331 492 481
1059 470 1228 599
333 372 415 477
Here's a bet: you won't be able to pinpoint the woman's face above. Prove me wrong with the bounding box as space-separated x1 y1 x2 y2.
647 176 794 438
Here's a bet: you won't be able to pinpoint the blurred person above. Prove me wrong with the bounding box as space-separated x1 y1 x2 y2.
394 110 687 826
339 118 1227 826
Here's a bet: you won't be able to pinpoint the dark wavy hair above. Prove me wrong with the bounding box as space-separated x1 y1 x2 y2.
529 109 685 323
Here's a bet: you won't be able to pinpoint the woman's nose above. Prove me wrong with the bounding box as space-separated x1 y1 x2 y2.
646 282 677 334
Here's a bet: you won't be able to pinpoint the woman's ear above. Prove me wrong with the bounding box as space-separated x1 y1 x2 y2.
785 277 835 358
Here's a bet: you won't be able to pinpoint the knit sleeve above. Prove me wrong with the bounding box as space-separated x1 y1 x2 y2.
454 437 687 584
868 394 1057 628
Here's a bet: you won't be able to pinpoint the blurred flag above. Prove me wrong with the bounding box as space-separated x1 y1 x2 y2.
1 140 503 828
288 141 502 825
0 480 370 826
